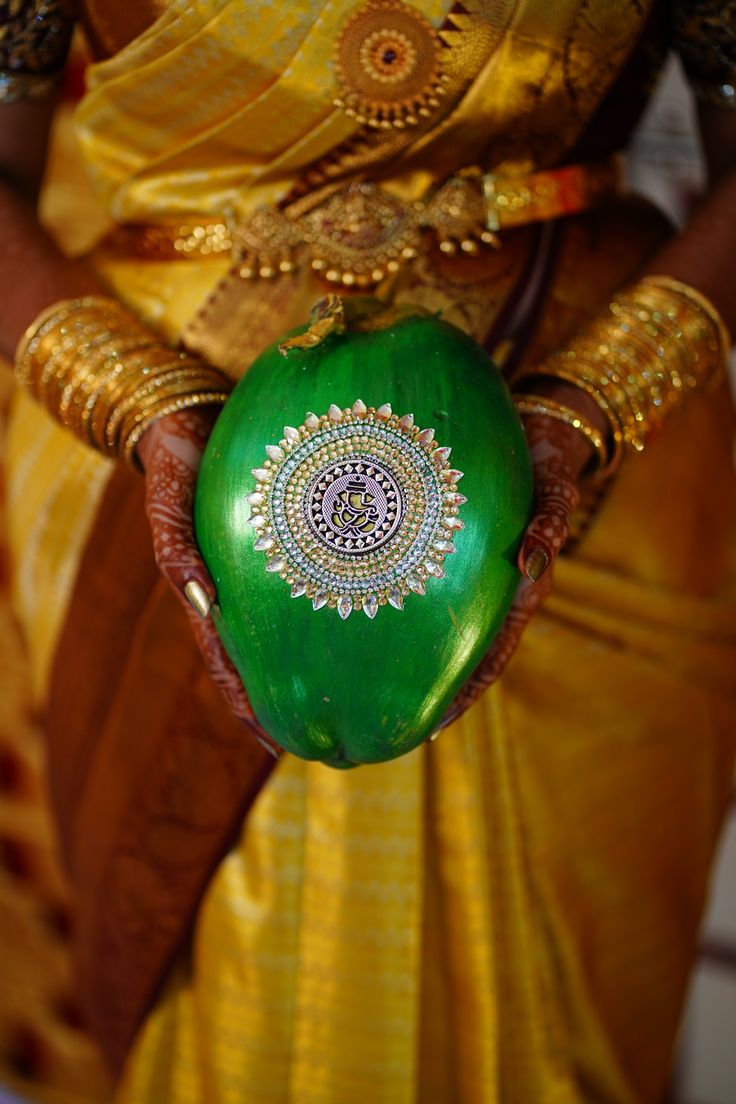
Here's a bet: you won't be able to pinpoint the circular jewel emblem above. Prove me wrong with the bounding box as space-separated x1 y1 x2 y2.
248 400 466 619
333 0 448 130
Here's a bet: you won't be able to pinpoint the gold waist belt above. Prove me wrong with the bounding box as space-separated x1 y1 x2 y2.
101 157 621 289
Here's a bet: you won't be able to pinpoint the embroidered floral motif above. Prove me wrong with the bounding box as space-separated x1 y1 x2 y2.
333 0 449 129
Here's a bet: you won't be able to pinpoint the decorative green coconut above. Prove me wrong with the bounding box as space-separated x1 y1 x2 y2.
194 297 533 767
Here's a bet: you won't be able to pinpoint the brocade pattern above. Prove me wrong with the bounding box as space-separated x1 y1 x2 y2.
672 0 736 106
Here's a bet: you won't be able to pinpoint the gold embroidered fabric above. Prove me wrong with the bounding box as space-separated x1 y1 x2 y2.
332 0 450 130
72 0 649 224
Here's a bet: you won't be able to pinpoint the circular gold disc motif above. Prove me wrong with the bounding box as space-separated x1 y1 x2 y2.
333 0 447 129
248 401 466 619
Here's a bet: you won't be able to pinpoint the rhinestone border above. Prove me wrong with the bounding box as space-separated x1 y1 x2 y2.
247 400 466 619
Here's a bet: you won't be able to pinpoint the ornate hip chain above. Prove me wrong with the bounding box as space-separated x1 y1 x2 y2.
103 159 620 290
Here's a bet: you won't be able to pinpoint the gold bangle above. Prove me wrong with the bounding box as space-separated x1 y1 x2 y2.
58 334 157 429
513 394 611 475
639 275 731 366
113 373 230 455
105 363 222 451
122 390 231 470
513 275 730 474
15 296 136 382
14 295 232 469
85 346 185 452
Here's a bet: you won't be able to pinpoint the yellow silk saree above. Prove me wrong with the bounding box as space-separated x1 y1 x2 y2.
3 1 736 1102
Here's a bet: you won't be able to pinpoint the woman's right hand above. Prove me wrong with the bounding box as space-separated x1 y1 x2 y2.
136 407 281 758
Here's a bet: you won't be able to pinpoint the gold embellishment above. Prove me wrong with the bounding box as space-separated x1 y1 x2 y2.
300 183 422 285
513 395 610 475
14 296 231 471
248 398 465 619
102 159 621 290
127 220 234 259
333 0 449 129
231 207 302 279
513 275 731 478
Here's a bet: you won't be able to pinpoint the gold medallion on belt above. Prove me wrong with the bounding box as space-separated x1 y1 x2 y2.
102 158 621 290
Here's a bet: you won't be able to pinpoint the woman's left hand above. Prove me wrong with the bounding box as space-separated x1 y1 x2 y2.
442 388 601 726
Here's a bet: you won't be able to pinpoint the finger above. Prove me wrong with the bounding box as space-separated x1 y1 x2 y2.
518 455 579 582
516 413 582 583
144 427 217 608
437 571 553 730
184 605 281 758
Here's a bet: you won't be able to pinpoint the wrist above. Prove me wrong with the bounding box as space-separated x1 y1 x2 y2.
137 406 221 471
14 295 231 471
513 275 730 477
513 384 610 478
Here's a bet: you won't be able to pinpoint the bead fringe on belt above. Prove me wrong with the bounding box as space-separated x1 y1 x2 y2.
100 157 622 290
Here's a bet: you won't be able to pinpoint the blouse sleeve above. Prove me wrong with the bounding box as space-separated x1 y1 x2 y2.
0 0 74 103
671 0 736 107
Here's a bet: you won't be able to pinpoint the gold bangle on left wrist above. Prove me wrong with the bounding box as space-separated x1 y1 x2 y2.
513 394 611 475
513 274 731 478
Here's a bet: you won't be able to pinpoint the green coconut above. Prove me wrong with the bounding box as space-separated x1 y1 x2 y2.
194 298 533 767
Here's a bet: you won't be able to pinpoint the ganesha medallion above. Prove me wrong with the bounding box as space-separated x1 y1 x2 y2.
247 400 466 619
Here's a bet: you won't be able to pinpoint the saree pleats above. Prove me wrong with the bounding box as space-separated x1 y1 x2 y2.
116 580 736 1103
72 0 650 222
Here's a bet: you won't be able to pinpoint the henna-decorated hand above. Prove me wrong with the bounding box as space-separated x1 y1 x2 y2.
136 408 281 758
441 385 605 728
136 386 600 750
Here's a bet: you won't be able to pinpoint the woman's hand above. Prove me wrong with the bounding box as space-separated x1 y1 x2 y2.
136 385 599 745
136 408 281 757
441 384 604 727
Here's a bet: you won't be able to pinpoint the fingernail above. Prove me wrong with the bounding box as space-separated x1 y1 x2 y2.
184 579 212 619
256 735 281 759
523 546 550 583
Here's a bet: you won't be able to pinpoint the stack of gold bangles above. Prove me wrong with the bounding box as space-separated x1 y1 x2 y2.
14 295 232 469
13 277 731 481
512 275 731 479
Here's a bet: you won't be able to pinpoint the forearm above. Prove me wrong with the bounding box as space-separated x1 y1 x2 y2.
0 178 100 360
514 159 736 483
642 166 736 333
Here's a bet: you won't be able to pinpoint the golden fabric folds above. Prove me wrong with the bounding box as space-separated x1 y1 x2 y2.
72 0 649 221
4 0 736 1102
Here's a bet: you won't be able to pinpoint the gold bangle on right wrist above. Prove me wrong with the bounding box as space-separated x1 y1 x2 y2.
14 295 233 471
